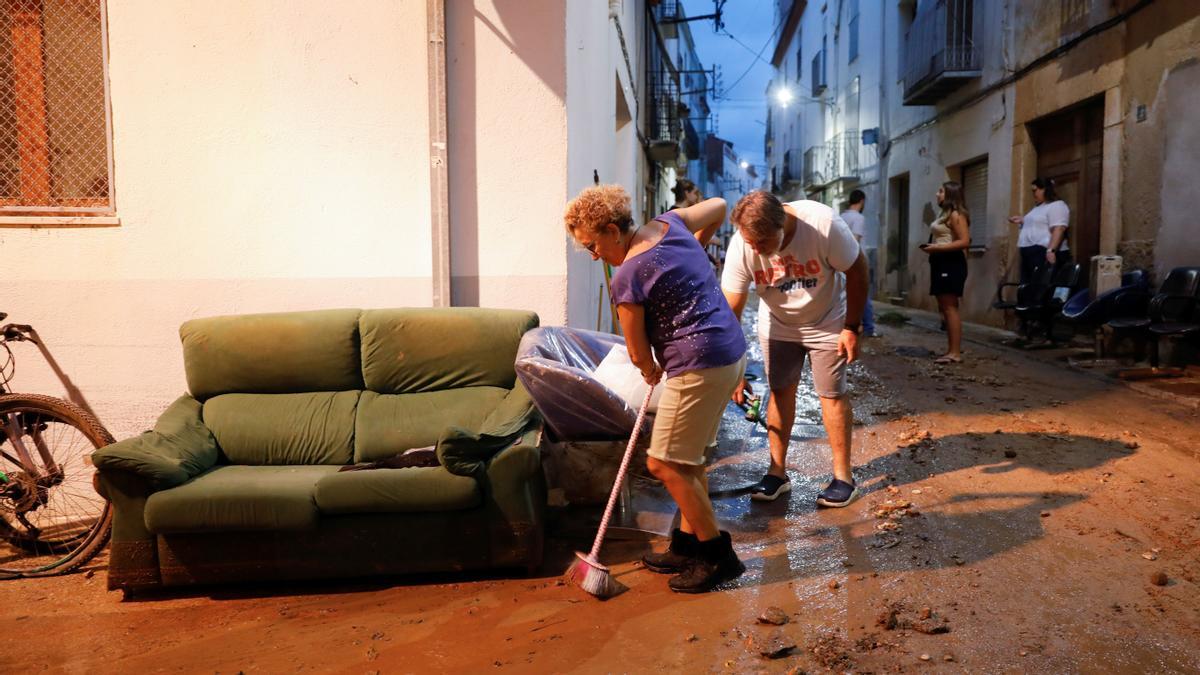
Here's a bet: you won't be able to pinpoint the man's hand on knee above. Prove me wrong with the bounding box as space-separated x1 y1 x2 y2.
837 329 859 363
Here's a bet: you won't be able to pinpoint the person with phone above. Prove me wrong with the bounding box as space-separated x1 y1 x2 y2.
919 181 972 364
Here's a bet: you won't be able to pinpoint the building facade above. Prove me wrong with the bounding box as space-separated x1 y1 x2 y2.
766 0 1200 325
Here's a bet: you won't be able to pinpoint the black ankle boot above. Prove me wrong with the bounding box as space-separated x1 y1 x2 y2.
668 531 745 593
642 528 698 574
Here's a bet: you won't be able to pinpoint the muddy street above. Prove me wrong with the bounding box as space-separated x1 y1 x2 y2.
3 312 1199 674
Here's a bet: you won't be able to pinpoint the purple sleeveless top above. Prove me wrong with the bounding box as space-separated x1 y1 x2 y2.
608 211 746 377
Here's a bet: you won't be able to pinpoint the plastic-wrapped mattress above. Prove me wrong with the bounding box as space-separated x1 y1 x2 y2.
514 326 642 441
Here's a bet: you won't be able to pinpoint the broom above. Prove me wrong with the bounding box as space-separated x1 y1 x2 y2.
566 384 655 599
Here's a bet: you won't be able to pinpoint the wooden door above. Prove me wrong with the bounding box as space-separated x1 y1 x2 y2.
1031 98 1104 265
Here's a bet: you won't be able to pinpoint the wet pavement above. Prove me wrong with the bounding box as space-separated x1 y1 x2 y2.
4 302 1200 673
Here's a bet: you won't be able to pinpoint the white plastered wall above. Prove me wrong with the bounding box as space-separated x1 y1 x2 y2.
1 1 433 438
565 0 614 332
446 0 570 325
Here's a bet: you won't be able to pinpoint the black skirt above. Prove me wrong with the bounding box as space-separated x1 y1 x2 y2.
929 250 967 296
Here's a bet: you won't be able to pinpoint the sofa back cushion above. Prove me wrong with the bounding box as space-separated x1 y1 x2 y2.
204 392 359 465
359 308 538 394
182 308 364 400
354 388 507 463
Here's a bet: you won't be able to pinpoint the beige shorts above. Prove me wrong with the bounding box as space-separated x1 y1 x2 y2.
647 354 747 466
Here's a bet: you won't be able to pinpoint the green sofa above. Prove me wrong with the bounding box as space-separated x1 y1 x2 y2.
93 307 545 593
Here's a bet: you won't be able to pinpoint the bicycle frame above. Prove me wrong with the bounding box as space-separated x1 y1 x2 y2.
0 317 100 417
0 318 79 511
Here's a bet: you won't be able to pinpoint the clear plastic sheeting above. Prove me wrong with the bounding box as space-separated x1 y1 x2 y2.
515 326 644 441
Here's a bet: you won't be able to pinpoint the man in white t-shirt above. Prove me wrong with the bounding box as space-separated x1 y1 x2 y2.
840 189 876 337
722 191 869 507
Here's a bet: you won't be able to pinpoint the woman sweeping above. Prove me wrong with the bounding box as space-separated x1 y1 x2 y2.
919 181 971 364
564 185 747 593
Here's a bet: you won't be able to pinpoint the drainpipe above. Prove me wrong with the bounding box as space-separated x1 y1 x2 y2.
878 0 890 298
427 0 451 307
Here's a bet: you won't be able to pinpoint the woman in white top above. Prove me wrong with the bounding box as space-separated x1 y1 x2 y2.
1008 177 1070 284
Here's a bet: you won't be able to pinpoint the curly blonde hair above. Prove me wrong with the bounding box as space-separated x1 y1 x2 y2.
564 184 633 240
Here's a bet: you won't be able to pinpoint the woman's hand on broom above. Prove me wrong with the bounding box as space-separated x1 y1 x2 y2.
641 363 663 386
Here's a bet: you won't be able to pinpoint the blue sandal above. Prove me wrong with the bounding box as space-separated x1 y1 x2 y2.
816 478 861 508
749 474 792 502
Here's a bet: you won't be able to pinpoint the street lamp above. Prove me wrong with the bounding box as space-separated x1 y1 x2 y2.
739 161 749 170
773 86 794 108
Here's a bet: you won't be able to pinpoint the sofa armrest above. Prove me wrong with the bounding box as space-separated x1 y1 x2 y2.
482 425 545 571
437 382 539 477
485 426 542 487
92 394 220 491
94 467 163 591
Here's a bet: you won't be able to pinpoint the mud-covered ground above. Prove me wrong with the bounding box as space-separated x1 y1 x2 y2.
3 308 1199 673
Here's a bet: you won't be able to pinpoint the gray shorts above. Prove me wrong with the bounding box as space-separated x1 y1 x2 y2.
760 337 848 398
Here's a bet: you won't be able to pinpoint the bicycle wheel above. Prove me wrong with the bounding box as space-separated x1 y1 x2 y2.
0 393 113 578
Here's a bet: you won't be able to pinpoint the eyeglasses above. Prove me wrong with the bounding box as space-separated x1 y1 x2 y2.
579 224 619 257
576 233 602 257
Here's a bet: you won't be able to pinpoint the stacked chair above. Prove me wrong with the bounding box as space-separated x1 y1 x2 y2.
1107 266 1200 368
994 263 1085 345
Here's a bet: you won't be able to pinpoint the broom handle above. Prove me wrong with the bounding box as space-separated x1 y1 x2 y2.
588 384 655 560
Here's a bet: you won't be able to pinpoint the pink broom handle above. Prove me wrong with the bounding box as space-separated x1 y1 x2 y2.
587 384 655 560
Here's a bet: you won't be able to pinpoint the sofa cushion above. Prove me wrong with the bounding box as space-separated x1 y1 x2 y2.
205 392 359 465
181 308 364 400
353 388 506 463
359 308 538 394
314 466 481 514
144 465 339 533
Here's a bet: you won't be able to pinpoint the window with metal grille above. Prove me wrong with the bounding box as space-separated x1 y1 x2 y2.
0 0 112 215
961 158 988 248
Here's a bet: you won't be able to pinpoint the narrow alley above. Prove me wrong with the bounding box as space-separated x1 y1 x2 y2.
4 308 1198 673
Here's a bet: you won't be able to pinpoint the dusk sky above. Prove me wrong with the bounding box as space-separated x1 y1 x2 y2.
686 0 778 176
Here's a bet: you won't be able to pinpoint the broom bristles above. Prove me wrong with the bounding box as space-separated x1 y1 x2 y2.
566 551 623 599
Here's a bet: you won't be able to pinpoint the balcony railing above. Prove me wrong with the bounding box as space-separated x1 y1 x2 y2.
656 0 683 37
902 0 980 105
826 130 860 182
646 5 682 165
799 130 861 190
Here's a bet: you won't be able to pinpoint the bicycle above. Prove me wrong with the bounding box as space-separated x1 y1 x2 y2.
0 312 113 578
